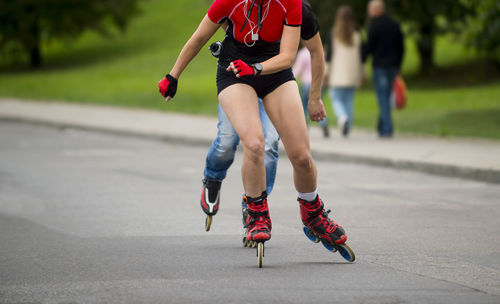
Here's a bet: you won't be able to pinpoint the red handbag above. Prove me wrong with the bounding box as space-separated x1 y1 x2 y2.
391 75 407 110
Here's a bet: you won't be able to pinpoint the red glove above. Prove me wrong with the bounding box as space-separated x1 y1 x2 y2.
231 59 254 77
158 74 178 98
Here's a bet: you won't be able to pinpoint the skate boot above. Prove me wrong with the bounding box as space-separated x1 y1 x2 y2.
241 196 254 247
299 195 355 262
200 178 221 231
245 192 272 242
243 192 271 268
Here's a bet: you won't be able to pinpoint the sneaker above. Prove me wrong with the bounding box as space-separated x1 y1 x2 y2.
200 178 221 216
342 120 350 137
321 123 330 138
338 116 349 137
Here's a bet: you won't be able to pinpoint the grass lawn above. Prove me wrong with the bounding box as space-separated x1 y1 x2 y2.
1 0 499 139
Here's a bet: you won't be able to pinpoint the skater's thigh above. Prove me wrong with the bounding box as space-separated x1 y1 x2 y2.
263 81 311 155
218 84 263 142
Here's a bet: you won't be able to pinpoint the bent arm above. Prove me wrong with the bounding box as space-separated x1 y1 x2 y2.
302 32 327 122
260 25 301 75
302 33 324 102
169 15 220 79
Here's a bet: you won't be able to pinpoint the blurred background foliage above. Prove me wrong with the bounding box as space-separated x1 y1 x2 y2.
0 0 499 139
0 0 142 68
309 0 498 75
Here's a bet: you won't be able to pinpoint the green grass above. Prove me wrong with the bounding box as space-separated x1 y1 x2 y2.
0 0 222 115
1 0 499 139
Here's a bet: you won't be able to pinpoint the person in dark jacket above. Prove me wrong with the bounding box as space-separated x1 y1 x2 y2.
363 0 404 138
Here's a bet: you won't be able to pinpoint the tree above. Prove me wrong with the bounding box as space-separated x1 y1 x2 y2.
383 0 473 74
465 0 500 69
308 0 474 75
0 0 142 68
308 0 367 42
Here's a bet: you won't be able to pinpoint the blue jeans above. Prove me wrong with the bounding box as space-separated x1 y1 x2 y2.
373 67 398 136
329 87 355 124
203 100 280 195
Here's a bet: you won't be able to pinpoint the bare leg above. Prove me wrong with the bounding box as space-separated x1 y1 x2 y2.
263 81 317 193
218 84 266 197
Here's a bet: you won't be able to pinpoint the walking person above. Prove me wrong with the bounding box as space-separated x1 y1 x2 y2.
293 45 329 137
363 0 404 138
158 0 353 265
325 5 363 137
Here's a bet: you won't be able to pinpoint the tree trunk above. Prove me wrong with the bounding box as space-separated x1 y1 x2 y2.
417 23 435 75
30 46 41 68
28 16 42 68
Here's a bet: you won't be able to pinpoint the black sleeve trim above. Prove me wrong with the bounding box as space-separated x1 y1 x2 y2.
300 0 320 40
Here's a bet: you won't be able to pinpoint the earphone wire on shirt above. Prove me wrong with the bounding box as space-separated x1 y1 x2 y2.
242 0 271 47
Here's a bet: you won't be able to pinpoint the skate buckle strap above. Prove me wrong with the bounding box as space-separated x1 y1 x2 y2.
247 209 269 217
249 216 272 231
301 201 324 217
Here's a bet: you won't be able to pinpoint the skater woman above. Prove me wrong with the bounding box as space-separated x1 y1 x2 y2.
200 0 328 233
159 0 349 251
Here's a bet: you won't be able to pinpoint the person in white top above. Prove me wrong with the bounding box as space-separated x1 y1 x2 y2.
293 46 329 137
325 5 363 137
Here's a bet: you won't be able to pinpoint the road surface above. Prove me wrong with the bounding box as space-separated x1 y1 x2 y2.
0 121 499 304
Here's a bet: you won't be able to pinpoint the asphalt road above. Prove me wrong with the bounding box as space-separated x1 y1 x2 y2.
0 121 499 304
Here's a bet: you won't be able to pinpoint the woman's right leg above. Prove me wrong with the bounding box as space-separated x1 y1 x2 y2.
218 84 266 197
219 84 272 242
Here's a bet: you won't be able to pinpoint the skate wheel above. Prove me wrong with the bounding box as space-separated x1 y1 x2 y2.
257 242 264 268
321 240 337 252
303 226 320 243
205 215 212 232
337 243 355 262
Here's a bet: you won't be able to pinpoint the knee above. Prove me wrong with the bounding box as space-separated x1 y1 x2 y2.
289 150 313 170
215 132 239 153
242 136 265 161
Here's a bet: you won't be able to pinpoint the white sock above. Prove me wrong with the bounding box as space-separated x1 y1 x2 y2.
298 189 318 202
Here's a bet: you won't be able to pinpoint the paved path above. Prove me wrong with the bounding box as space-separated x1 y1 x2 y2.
1 121 499 304
1 98 500 183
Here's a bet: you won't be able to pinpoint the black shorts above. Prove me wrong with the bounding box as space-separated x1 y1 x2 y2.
216 64 296 99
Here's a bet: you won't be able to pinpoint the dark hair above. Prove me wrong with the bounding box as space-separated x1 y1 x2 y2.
333 5 357 47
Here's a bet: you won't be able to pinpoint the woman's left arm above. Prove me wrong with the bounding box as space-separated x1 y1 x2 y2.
259 25 301 75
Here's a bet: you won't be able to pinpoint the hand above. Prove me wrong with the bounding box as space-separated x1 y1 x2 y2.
227 59 254 78
308 97 327 122
158 74 178 102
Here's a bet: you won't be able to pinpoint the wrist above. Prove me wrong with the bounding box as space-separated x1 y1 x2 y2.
169 70 180 79
308 95 321 102
252 63 263 76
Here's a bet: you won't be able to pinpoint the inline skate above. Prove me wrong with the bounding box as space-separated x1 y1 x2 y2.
299 196 355 262
200 178 221 231
242 192 271 268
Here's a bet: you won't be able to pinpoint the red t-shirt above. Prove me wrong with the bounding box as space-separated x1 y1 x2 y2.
208 0 302 45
